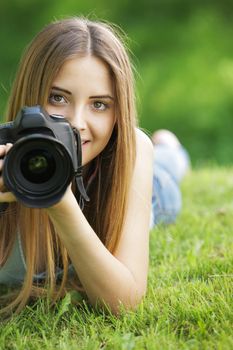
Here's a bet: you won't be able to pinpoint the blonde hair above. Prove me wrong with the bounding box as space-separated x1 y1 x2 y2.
0 17 137 314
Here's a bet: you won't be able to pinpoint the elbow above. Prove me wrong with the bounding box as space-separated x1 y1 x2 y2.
112 288 147 315
91 285 147 316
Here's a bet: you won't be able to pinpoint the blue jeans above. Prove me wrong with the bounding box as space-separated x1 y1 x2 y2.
150 144 190 228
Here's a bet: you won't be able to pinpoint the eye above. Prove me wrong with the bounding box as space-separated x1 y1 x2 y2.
48 93 66 105
93 101 108 111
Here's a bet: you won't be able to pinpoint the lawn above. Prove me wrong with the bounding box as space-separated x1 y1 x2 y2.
0 167 232 349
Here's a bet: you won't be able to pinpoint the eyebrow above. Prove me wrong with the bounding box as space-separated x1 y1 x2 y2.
51 86 114 100
51 86 71 95
89 95 114 100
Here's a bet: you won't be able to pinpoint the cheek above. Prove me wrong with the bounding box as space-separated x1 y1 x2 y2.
102 123 115 145
45 105 60 117
45 105 67 118
92 117 115 141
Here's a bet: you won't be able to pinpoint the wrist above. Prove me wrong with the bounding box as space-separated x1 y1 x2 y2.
46 186 77 214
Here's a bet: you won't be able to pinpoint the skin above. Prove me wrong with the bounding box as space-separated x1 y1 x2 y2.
0 143 15 202
46 56 116 168
0 55 154 314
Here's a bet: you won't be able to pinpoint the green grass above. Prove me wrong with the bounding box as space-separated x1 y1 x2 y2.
0 167 233 349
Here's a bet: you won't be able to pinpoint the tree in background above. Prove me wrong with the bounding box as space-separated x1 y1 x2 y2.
1 0 233 164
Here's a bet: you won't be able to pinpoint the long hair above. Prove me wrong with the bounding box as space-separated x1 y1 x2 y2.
0 17 137 313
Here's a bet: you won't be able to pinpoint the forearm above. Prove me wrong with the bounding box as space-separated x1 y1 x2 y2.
46 191 145 313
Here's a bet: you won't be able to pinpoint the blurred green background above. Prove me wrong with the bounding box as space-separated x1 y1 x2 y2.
0 0 233 165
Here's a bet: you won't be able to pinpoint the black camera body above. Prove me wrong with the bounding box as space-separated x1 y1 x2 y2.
0 106 89 208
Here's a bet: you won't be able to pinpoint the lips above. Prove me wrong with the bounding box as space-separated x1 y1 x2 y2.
81 140 89 146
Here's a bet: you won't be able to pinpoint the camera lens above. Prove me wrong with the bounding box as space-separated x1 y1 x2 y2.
21 149 56 183
3 134 74 208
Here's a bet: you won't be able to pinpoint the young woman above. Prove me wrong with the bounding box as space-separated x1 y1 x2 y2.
0 17 189 315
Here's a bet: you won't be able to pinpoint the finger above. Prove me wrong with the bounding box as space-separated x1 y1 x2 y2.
6 143 13 153
0 144 13 173
0 191 16 203
0 145 7 158
0 143 13 158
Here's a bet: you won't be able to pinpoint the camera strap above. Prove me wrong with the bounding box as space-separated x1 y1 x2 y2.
73 129 90 208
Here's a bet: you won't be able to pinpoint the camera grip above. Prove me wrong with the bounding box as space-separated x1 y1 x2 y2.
0 122 14 145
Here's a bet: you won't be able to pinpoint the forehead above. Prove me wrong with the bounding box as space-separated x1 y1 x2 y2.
52 56 114 93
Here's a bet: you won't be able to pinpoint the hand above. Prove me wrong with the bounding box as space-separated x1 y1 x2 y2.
0 143 17 203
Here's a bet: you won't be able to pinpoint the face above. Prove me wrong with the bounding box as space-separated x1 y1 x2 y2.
45 55 115 167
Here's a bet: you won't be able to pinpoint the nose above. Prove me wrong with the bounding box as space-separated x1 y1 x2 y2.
72 106 87 131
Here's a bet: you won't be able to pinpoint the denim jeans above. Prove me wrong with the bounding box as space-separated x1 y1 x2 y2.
150 144 190 228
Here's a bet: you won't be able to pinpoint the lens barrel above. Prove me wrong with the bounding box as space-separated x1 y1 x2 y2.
3 134 74 208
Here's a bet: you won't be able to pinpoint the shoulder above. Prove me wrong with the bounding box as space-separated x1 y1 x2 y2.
135 128 154 163
114 128 154 293
135 128 154 150
129 128 154 193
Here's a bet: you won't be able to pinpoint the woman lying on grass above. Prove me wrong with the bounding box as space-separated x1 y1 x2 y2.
0 16 190 316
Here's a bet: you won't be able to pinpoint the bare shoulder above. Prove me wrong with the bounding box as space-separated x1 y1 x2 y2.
135 128 154 161
131 128 154 192
114 128 154 295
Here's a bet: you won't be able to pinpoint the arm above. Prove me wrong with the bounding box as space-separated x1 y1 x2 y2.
47 130 154 313
0 133 154 314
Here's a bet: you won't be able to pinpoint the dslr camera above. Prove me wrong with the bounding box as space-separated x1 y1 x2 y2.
0 106 89 208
